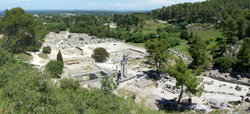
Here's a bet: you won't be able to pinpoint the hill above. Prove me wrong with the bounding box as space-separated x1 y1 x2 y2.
151 0 250 23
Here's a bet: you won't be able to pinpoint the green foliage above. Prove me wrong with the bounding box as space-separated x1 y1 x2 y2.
92 47 109 63
157 25 180 34
152 0 249 23
0 49 164 113
0 7 43 53
167 57 203 107
57 51 63 62
46 22 67 33
126 32 144 43
180 30 190 40
0 48 15 66
60 78 79 90
214 56 237 71
189 35 209 69
159 32 181 47
45 60 64 78
145 38 170 73
101 76 117 92
42 46 51 54
235 38 250 73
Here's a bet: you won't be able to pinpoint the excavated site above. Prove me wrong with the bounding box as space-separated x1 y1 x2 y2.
29 31 250 113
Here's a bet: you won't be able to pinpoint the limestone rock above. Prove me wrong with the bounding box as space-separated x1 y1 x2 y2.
235 85 242 91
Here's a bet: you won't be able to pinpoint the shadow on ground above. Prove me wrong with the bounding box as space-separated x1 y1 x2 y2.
155 98 196 113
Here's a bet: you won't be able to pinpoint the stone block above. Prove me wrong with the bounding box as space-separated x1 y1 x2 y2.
235 85 242 91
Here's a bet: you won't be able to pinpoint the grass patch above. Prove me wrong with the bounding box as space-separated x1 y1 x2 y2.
208 109 230 114
14 53 33 61
38 52 49 59
130 20 167 34
142 20 167 34
117 88 137 97
171 40 190 57
193 30 223 40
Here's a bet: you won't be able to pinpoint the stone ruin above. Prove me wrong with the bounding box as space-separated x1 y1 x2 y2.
120 54 128 78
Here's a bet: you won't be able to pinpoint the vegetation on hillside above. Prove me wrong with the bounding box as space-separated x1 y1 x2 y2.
0 44 163 114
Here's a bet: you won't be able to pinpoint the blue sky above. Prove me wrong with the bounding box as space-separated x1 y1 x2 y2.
0 0 206 11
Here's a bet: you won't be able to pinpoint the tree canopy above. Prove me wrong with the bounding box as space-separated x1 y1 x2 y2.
145 38 170 74
0 7 47 53
92 47 110 63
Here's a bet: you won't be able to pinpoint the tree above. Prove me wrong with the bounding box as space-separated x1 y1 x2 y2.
92 48 109 63
235 38 250 73
214 56 237 71
145 38 170 73
167 57 203 107
180 30 190 40
101 76 117 92
57 50 63 62
45 60 64 78
189 35 209 69
236 16 246 39
0 7 37 53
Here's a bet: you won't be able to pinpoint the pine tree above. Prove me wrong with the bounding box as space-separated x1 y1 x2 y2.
145 38 170 74
167 57 203 107
235 38 250 73
189 35 209 69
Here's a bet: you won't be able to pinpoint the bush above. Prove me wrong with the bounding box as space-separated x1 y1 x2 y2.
214 56 237 71
159 32 181 47
42 46 51 54
45 60 64 78
92 48 109 63
0 48 15 67
60 78 79 90
126 32 144 43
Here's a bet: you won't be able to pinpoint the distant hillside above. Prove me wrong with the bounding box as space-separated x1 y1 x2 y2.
24 10 149 16
151 0 250 23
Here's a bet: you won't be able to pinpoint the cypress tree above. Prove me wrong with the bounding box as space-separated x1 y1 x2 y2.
57 51 63 62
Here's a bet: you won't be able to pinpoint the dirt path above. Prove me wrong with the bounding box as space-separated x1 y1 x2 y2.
30 46 49 67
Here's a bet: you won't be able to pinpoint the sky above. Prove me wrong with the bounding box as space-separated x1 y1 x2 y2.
0 0 206 11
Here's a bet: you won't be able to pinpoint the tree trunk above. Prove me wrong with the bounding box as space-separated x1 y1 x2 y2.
176 85 184 108
6 35 11 51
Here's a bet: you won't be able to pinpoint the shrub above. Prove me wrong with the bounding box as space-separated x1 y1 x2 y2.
210 37 215 41
92 48 109 63
159 32 181 47
68 35 72 39
0 48 15 67
42 46 51 54
60 78 79 90
45 60 64 78
101 76 117 92
214 56 237 71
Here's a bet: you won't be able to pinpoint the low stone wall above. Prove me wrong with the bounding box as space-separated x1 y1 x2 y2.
206 73 250 86
169 49 193 64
